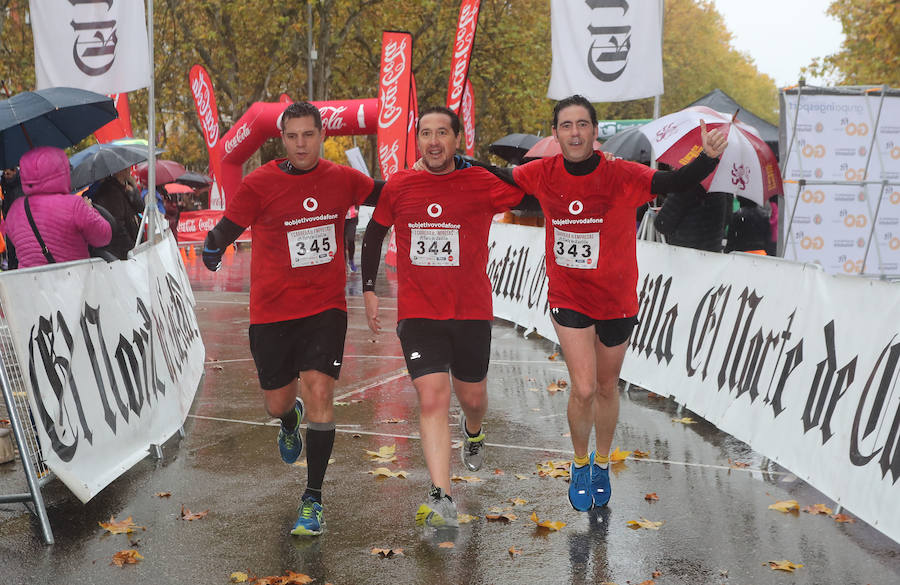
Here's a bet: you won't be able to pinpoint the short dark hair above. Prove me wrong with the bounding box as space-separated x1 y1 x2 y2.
280 101 322 131
417 106 460 136
552 95 597 128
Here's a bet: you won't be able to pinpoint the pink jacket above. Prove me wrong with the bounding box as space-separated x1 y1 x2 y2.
3 146 111 268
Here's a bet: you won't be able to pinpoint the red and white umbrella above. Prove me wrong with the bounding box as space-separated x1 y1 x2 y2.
640 106 782 206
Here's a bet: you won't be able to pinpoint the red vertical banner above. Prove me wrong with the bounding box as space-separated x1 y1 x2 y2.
461 79 476 157
405 72 419 169
189 64 224 206
94 93 133 143
445 0 481 114
377 31 413 181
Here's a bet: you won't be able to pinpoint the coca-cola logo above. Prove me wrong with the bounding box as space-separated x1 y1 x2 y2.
191 74 219 147
224 123 251 154
379 140 401 179
462 85 475 151
447 3 478 111
379 38 409 129
319 105 348 131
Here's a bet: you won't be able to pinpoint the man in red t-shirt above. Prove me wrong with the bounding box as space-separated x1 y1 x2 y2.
361 106 523 528
202 102 380 536
511 96 727 512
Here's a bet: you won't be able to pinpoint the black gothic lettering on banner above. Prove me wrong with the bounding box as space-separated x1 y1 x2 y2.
802 320 857 445
70 0 119 76
632 274 676 364
153 273 201 381
850 335 900 482
487 241 550 315
586 0 631 82
685 284 731 380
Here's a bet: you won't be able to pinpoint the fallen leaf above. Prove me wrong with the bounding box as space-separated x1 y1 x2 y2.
528 387 540 392
729 459 750 468
371 547 404 558
438 541 455 548
671 417 697 424
652 570 662 577
508 497 528 506
626 517 663 530
515 474 529 480
365 445 397 463
211 364 225 371
451 475 483 483
547 381 566 393
609 447 631 462
451 440 462 449
547 352 559 360
832 513 856 523
293 457 336 467
557 379 568 388
802 503 833 515
180 505 209 521
637 581 655 585
493 468 504 475
368 467 408 479
647 392 663 400
530 511 566 531
485 512 517 523
110 549 143 567
155 491 171 498
457 513 478 524
99 516 142 535
230 572 249 583
766 560 804 572
333 401 350 406
644 492 659 501
380 418 406 424
632 449 649 458
537 460 571 478
352 433 362 438
508 546 522 557
768 500 799 513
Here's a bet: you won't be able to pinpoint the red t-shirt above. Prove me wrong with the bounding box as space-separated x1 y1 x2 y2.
513 154 655 320
373 166 523 320
225 159 374 324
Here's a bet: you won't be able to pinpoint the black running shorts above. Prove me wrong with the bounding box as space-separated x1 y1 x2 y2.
248 309 348 389
550 308 638 347
396 318 492 383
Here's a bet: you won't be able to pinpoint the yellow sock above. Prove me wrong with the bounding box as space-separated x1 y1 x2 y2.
573 453 590 467
595 454 610 465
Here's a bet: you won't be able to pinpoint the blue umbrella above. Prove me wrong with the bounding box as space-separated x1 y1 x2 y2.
69 141 163 190
0 87 117 169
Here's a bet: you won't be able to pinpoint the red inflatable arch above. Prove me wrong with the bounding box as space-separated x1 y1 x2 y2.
218 98 378 202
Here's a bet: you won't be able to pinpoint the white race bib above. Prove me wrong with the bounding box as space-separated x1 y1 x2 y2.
410 228 460 266
287 224 336 267
553 228 599 269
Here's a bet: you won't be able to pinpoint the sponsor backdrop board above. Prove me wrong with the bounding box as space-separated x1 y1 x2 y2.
780 89 900 276
0 236 205 502
488 222 900 544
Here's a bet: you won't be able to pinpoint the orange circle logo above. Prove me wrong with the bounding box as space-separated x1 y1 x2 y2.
801 236 824 250
846 123 857 136
843 259 863 273
890 238 900 250
801 190 825 204
891 146 900 159
891 191 900 204
843 214 868 228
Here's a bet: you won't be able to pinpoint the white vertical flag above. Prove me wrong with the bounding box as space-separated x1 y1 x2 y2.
30 0 150 93
548 0 663 102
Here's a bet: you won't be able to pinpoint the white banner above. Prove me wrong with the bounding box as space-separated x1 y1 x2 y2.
30 0 150 93
547 0 663 102
0 236 204 502
781 91 900 276
488 223 900 544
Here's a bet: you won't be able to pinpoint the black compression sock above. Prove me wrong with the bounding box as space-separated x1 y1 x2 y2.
305 422 336 500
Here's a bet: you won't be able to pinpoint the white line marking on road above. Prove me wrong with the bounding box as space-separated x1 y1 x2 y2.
334 369 409 400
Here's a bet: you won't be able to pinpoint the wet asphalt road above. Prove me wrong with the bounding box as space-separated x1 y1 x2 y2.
1 246 898 585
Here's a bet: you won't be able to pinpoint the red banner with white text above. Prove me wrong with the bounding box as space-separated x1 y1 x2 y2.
406 72 419 169
177 210 251 244
377 31 413 181
445 0 481 114
461 79 476 156
189 64 224 205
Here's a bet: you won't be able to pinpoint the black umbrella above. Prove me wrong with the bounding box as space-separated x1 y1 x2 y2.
175 171 213 188
70 142 158 190
488 133 542 165
600 126 652 164
0 87 117 169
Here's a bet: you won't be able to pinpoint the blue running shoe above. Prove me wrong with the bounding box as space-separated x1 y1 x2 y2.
591 451 611 508
568 454 593 511
277 398 305 464
291 497 325 536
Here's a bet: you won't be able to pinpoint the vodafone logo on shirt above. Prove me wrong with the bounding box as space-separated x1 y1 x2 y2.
303 197 319 212
427 203 443 217
569 200 584 215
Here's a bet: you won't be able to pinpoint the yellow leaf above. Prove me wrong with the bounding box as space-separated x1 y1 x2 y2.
485 512 517 522
365 445 396 459
729 459 750 468
644 492 659 501
508 497 527 506
766 560 804 572
547 351 559 360
508 546 522 557
438 541 455 548
99 516 142 535
110 549 143 567
802 503 833 515
626 517 664 530
155 491 171 498
515 474 529 480
632 449 649 458
180 505 209 521
832 513 856 523
768 500 799 513
530 511 566 531
609 447 631 462
368 467 407 479
294 457 336 467
671 417 697 424
457 513 478 524
230 572 249 583
283 571 315 584
451 475 483 483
